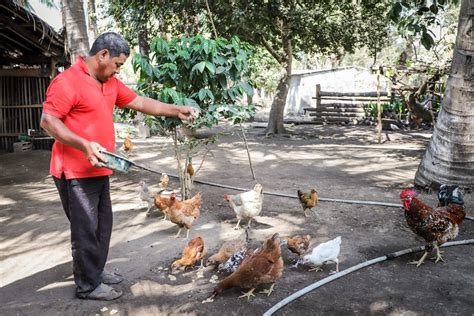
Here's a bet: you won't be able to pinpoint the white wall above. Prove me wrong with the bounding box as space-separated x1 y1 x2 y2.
285 67 390 114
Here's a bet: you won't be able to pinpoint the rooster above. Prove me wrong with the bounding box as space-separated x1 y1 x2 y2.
224 184 264 230
206 233 283 302
167 191 202 238
302 236 341 273
282 235 311 267
297 189 318 217
400 186 465 267
171 235 207 273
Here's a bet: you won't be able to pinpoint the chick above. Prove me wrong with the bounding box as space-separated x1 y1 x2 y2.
138 180 155 214
159 173 170 189
121 134 134 155
283 234 311 267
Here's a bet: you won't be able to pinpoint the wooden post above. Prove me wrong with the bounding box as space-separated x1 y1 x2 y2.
376 67 382 144
315 84 321 109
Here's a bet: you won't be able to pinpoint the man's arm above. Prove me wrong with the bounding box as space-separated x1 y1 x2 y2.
40 113 107 167
126 96 198 121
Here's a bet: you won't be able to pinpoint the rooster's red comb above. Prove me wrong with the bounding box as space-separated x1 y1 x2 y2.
400 188 418 199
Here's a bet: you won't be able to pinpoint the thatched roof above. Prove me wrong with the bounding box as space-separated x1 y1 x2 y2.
0 0 67 67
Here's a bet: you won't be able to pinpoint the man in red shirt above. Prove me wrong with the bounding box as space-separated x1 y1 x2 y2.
40 32 197 300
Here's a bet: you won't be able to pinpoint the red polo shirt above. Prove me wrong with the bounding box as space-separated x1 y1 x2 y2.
42 57 137 179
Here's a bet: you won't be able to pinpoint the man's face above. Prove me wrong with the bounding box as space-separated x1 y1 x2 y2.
96 51 128 82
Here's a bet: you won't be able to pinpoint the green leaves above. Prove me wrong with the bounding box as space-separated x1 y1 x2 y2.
388 0 460 51
191 61 207 74
133 35 255 130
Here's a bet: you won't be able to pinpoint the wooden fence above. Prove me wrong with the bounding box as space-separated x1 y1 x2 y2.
0 75 52 152
305 84 391 124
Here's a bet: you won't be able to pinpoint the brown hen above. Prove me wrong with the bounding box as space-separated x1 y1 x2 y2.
167 191 202 238
297 189 318 217
154 194 173 220
171 235 207 273
208 233 283 301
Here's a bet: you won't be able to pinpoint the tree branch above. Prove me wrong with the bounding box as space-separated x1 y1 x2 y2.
204 0 218 38
259 33 285 64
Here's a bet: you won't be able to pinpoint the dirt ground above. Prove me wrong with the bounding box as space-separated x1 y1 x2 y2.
1 124 473 316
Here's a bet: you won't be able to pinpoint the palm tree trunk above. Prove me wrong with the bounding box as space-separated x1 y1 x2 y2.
61 0 89 63
414 0 474 189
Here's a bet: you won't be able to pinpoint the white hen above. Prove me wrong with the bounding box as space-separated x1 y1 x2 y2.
138 180 156 215
224 183 264 229
302 236 342 273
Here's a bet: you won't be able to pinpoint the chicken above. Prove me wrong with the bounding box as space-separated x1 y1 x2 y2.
218 246 248 274
207 233 283 301
283 234 311 267
171 235 207 273
297 189 318 217
224 183 264 230
121 134 133 154
153 194 173 220
159 173 169 189
400 186 465 267
186 157 195 177
207 238 247 267
302 236 342 273
167 191 202 238
138 180 156 215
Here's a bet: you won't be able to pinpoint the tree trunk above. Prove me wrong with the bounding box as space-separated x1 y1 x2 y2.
138 0 150 57
61 0 89 63
87 0 98 42
414 0 474 190
265 25 292 136
265 71 290 135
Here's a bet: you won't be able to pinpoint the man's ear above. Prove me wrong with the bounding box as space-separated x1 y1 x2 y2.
97 49 110 62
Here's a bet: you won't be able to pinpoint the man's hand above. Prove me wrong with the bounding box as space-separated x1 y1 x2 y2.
83 141 108 168
178 106 200 122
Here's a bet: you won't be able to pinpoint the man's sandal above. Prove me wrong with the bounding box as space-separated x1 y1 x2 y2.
84 283 122 301
101 271 123 284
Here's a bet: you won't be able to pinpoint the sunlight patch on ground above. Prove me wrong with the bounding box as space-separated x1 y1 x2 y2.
0 197 16 205
130 279 206 299
196 223 218 230
36 280 74 292
1 248 70 286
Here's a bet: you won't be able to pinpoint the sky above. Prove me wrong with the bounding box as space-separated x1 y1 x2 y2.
29 0 62 31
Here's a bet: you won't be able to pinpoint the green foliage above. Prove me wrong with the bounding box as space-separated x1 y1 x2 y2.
358 1 392 64
388 0 460 50
364 98 406 119
132 35 256 131
248 48 281 93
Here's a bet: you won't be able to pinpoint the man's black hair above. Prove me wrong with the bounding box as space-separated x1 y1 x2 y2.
89 32 130 57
